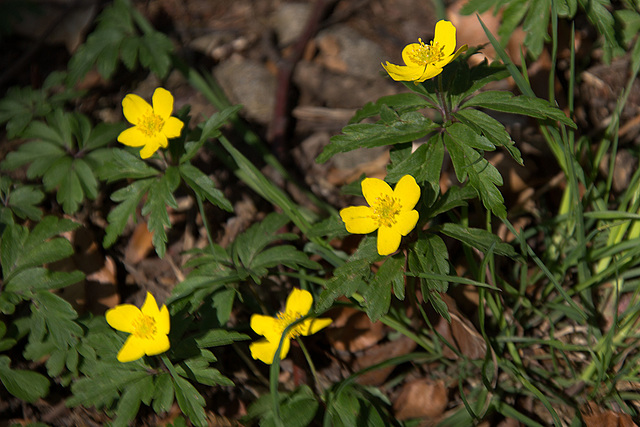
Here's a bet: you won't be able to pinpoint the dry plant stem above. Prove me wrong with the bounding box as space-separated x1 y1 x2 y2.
232 342 269 387
268 0 338 161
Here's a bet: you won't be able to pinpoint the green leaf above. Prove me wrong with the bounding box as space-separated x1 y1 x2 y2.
5 268 84 293
152 373 175 414
522 0 551 57
103 178 154 248
317 258 371 312
461 91 576 128
409 234 450 320
440 223 518 258
349 93 433 124
363 256 405 322
443 131 506 218
138 31 174 79
194 329 250 348
317 111 440 163
179 163 232 211
5 184 44 221
181 105 243 163
454 109 523 165
173 375 207 427
386 136 444 194
98 149 159 182
142 167 180 258
0 355 50 403
446 121 495 151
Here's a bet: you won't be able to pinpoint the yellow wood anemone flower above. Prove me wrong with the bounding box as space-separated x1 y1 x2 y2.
249 288 332 365
117 87 184 159
340 175 420 256
105 292 170 363
381 20 467 83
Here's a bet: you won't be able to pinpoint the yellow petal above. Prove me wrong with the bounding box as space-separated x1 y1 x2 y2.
382 62 428 82
117 126 148 147
340 206 378 234
417 65 444 82
139 135 166 159
392 209 419 236
393 175 420 211
377 226 402 256
434 20 456 57
140 292 160 318
285 288 313 317
362 177 393 206
298 317 332 336
105 304 141 333
117 335 146 362
122 94 152 125
142 334 170 357
156 305 170 335
152 87 174 120
163 116 184 139
250 337 291 365
250 314 282 342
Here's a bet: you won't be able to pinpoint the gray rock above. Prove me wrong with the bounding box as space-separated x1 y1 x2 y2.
213 57 276 124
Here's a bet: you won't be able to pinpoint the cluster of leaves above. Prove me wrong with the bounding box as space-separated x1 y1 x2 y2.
1 110 125 214
0 216 85 402
67 0 174 84
460 0 640 61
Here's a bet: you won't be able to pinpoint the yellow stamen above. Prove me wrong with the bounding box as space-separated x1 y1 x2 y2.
406 38 445 66
371 194 402 228
277 311 304 338
132 314 157 339
140 113 165 137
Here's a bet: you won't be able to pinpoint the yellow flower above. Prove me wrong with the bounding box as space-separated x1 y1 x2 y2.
249 288 332 365
381 20 467 83
105 292 170 363
117 87 184 159
340 175 420 256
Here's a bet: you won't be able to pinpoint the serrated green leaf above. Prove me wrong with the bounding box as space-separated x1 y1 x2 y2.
113 375 154 427
1 140 65 174
444 131 506 218
179 163 232 211
57 166 84 213
409 234 450 315
74 158 99 200
427 185 476 217
317 258 370 312
522 0 551 57
173 375 207 427
5 268 84 293
142 167 180 258
152 373 175 414
138 32 173 78
6 185 44 221
349 93 432 124
454 109 523 165
98 148 159 182
104 178 153 248
363 256 404 322
387 136 443 194
440 223 518 258
461 90 576 128
192 330 249 349
447 121 495 151
181 105 243 163
232 213 292 271
0 355 49 403
317 111 439 163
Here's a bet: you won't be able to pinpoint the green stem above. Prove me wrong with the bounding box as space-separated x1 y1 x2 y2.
296 337 322 394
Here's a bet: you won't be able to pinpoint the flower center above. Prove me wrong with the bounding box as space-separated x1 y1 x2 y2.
132 314 157 339
407 38 444 66
140 113 165 137
277 311 304 338
371 194 402 228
